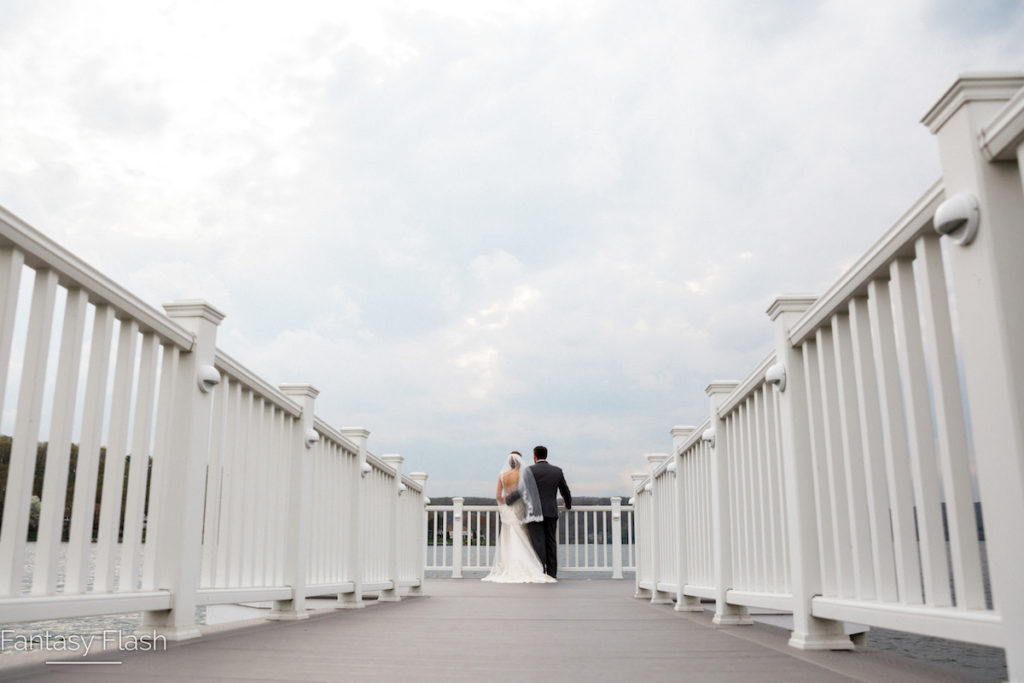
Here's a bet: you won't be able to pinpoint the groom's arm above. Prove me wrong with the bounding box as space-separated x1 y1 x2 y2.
558 474 572 511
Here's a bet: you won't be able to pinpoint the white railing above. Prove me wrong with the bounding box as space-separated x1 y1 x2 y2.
426 500 635 578
635 72 1024 680
0 206 427 638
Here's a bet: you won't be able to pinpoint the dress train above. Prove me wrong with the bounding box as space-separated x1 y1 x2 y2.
482 500 556 583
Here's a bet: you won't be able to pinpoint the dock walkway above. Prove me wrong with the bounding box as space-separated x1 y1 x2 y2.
0 580 979 682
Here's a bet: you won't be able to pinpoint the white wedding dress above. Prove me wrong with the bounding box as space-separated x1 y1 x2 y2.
483 497 556 583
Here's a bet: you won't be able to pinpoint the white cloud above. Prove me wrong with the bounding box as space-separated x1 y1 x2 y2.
2 0 1023 495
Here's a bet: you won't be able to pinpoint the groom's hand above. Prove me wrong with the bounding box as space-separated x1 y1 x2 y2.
504 490 522 505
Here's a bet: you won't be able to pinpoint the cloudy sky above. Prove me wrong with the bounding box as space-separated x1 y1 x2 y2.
1 0 1022 497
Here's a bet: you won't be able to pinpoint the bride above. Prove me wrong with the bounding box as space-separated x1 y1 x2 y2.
483 451 556 583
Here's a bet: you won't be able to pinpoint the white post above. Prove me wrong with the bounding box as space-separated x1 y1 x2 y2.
142 300 224 641
611 497 623 580
407 472 428 596
379 454 403 601
923 74 1024 680
452 497 464 579
671 426 700 611
338 428 369 609
707 381 751 625
768 297 852 649
270 383 318 621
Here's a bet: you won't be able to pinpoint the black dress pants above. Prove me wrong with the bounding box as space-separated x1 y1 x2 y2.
528 516 560 578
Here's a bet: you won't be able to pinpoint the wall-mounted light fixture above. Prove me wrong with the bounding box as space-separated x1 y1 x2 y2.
197 365 221 393
766 362 787 392
934 193 980 245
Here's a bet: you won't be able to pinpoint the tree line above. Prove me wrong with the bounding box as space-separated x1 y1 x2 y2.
0 436 151 542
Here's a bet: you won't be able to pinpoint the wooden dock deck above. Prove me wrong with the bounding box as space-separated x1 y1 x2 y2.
0 580 983 682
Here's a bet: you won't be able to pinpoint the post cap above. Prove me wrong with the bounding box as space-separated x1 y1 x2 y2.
767 295 817 321
163 299 226 325
921 72 1024 134
645 453 669 466
341 427 370 449
279 383 320 399
705 380 740 396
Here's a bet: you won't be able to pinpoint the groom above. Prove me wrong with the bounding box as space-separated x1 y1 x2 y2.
527 445 572 578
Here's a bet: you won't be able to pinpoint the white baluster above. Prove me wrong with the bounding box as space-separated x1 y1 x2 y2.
121 333 160 591
94 318 139 593
890 258 950 606
865 279 923 605
914 234 985 609
141 343 179 593
848 296 899 603
0 269 57 595
33 288 88 596
0 247 24 421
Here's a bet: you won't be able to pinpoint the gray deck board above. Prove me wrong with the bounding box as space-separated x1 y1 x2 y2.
0 580 980 682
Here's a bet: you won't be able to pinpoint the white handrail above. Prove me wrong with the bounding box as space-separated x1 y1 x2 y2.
425 503 635 577
0 207 426 638
787 181 944 347
0 205 194 349
636 74 1024 679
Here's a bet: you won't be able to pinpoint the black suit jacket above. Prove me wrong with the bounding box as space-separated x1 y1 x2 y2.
529 460 572 518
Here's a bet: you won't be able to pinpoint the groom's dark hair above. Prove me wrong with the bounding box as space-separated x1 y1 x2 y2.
533 445 548 460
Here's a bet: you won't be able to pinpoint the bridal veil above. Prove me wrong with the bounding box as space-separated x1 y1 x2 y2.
501 452 543 524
